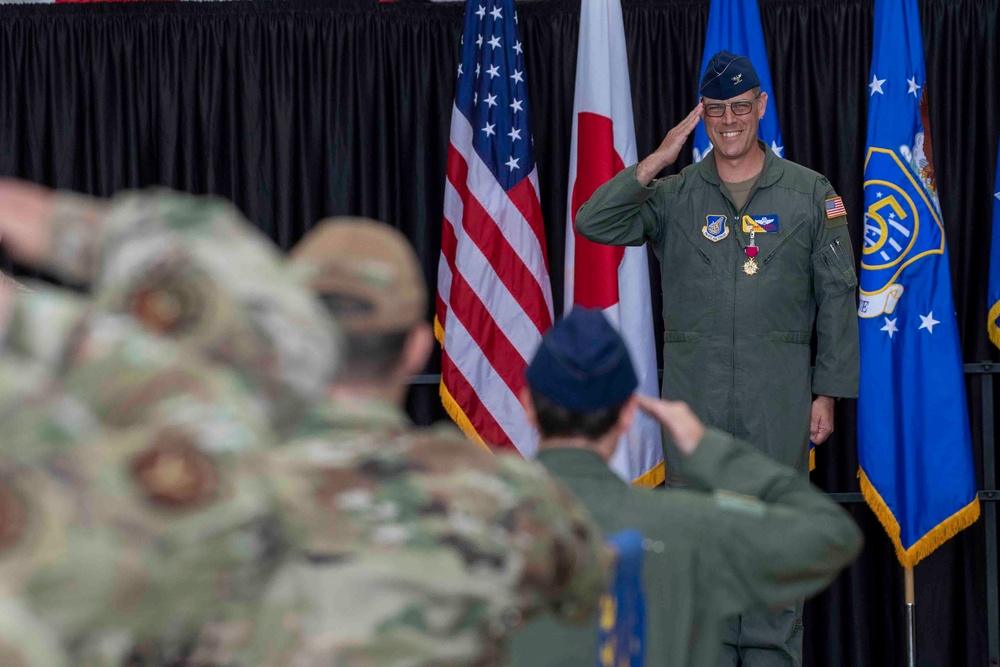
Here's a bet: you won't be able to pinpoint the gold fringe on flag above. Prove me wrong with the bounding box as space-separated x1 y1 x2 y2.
631 462 665 488
435 315 491 453
858 467 981 568
434 315 445 346
439 376 492 454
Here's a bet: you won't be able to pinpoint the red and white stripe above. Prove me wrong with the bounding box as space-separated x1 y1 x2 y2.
436 106 553 456
564 0 664 485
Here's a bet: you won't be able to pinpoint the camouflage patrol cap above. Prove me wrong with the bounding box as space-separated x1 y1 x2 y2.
291 219 426 334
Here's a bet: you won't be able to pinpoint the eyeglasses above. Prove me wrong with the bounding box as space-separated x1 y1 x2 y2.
702 94 761 118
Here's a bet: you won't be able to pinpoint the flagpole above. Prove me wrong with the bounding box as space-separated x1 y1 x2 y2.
904 566 916 667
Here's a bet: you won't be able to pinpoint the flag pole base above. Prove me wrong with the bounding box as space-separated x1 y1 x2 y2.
905 566 916 667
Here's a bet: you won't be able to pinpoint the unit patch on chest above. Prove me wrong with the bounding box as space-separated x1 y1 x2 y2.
741 214 780 233
702 215 729 242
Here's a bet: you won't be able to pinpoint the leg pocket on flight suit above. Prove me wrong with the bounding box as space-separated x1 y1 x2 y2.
765 331 812 345
661 331 702 399
661 331 702 384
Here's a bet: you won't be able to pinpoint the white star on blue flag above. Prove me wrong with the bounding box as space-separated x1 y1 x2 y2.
454 0 535 190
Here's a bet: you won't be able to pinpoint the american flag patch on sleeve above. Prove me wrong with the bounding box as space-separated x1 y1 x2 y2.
825 196 847 218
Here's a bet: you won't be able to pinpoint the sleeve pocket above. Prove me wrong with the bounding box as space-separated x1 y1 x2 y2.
812 242 857 298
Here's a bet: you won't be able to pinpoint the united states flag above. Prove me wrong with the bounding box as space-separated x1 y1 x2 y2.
436 0 553 455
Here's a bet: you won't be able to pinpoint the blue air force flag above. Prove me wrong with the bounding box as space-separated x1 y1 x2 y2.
858 0 980 567
692 0 783 163
988 135 1000 349
597 530 646 667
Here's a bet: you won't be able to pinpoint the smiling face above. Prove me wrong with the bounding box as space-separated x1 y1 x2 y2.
702 88 768 161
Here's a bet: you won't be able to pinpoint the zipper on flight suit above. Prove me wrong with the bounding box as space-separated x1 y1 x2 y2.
761 218 809 265
728 183 762 439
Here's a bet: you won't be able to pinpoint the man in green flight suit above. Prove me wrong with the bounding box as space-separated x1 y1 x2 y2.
574 50 860 665
508 307 862 667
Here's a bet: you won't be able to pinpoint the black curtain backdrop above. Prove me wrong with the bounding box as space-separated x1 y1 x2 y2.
0 0 998 664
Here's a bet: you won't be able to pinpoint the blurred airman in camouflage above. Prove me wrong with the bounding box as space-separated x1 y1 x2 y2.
0 283 285 667
0 180 346 665
0 180 343 433
0 186 613 667
216 219 614 667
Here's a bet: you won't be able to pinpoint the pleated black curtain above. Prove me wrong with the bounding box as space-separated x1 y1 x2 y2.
0 0 998 665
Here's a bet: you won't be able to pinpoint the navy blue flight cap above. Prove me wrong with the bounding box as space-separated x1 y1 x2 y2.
699 50 760 100
526 308 638 412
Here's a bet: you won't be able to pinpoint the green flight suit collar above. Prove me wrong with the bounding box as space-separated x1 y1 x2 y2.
695 139 784 189
536 447 625 485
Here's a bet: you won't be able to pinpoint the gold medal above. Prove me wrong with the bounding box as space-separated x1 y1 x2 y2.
743 257 759 275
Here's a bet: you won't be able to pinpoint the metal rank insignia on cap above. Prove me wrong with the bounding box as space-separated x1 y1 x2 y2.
703 215 729 242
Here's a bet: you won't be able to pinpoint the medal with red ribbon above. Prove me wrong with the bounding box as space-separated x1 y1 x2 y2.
743 230 759 275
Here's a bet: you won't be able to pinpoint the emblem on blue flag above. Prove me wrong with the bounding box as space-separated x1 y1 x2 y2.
857 0 979 568
987 134 1000 349
597 530 646 667
857 147 942 319
703 215 729 242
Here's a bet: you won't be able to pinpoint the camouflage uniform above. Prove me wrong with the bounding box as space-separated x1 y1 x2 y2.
0 186 344 665
224 219 615 667
0 286 282 666
41 189 342 433
0 208 614 667
243 402 611 667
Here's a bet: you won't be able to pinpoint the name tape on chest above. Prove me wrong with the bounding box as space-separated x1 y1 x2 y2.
741 214 780 233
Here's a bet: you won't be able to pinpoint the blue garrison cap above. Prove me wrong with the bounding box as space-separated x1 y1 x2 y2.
699 50 760 100
525 308 638 412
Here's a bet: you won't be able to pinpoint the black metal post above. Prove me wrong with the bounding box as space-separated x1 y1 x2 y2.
980 366 999 667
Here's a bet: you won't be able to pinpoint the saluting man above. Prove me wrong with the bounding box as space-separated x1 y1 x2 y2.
574 50 860 667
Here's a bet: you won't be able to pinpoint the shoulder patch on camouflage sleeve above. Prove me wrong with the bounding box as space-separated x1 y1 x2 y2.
713 489 767 518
